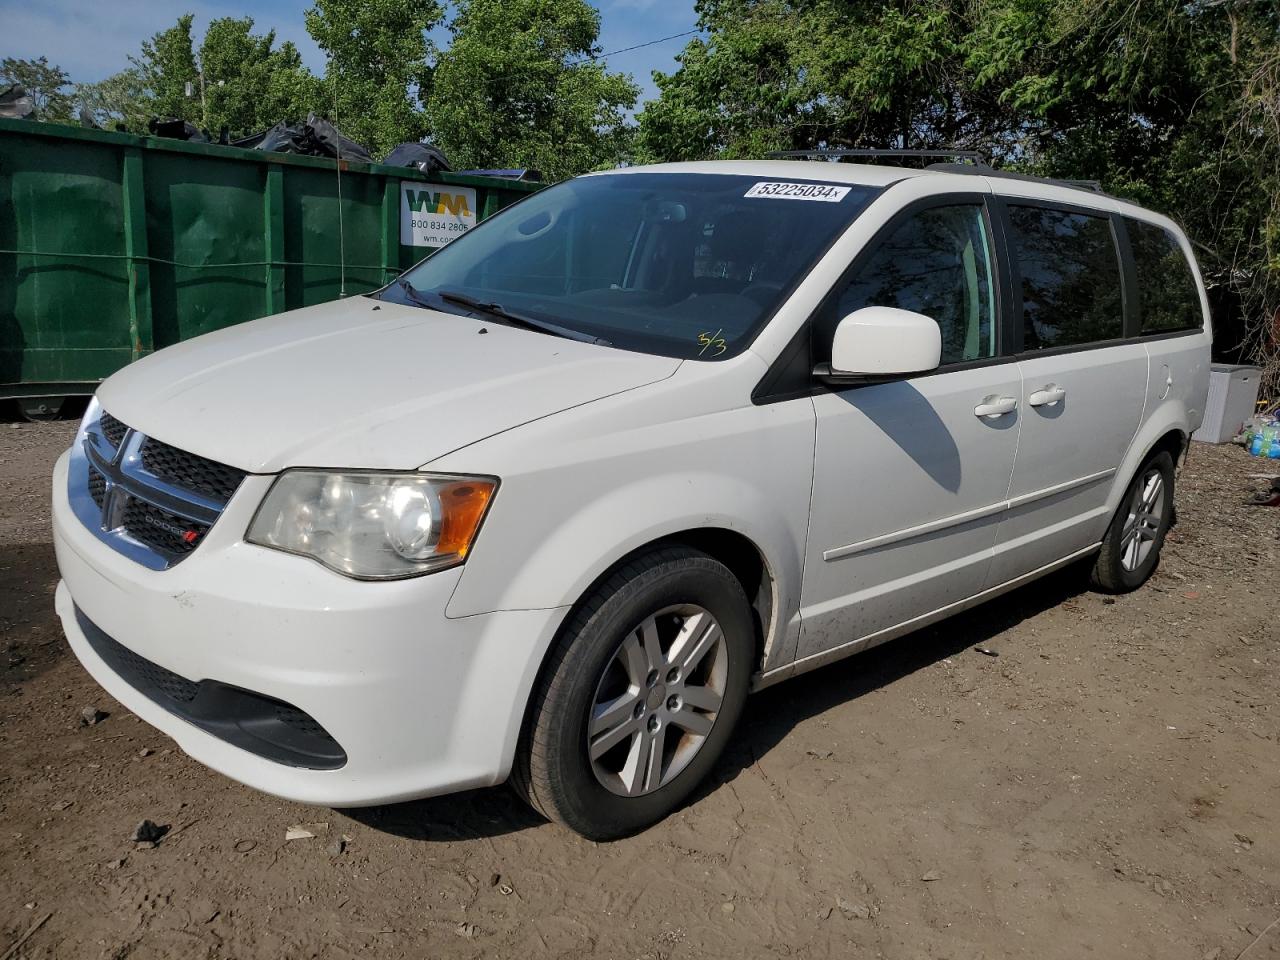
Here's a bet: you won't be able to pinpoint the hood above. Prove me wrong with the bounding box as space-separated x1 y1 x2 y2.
96 298 681 473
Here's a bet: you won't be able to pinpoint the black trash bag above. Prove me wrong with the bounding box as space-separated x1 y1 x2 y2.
229 124 278 150
0 85 34 120
148 117 209 142
235 114 371 163
384 142 452 174
306 114 371 163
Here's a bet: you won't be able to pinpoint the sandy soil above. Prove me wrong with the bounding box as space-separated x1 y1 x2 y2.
1 419 1278 960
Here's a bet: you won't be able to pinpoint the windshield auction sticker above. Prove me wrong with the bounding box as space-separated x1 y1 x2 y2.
401 183 479 248
744 181 851 202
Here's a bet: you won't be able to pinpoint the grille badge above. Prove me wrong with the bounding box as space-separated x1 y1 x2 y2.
140 511 200 541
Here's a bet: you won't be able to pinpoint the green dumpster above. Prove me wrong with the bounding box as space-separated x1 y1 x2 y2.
0 118 542 413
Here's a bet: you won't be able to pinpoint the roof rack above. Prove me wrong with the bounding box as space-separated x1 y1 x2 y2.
1060 179 1103 192
766 148 989 166
768 149 1117 199
925 162 1106 194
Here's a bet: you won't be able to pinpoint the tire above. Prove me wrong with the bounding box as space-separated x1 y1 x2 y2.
1090 450 1175 593
512 546 754 840
17 396 68 422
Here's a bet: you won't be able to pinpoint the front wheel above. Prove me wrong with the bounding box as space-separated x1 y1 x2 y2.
1090 450 1175 592
512 546 754 840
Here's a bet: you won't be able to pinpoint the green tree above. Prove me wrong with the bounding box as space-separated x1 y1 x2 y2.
1230 9 1280 370
129 14 322 136
304 0 444 157
198 17 323 136
0 56 74 121
637 0 1280 376
73 68 152 132
426 0 639 180
636 0 996 162
961 0 1279 374
134 14 200 121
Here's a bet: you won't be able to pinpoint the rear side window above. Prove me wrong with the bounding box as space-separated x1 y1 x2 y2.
1008 206 1123 350
1126 219 1203 334
832 204 997 365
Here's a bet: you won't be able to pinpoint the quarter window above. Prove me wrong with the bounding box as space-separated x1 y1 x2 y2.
1008 206 1123 349
1127 219 1203 334
831 204 997 365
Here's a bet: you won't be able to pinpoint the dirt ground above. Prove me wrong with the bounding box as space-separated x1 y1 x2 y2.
1 420 1278 960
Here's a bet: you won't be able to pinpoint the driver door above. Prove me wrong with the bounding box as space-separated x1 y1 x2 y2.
798 196 1021 660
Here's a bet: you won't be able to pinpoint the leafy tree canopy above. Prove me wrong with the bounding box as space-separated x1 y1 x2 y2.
128 14 322 137
304 0 444 156
426 0 639 180
73 68 151 132
0 56 74 121
198 18 323 137
637 0 1280 369
134 14 200 122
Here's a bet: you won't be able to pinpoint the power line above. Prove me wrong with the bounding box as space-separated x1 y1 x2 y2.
570 28 701 65
597 28 700 59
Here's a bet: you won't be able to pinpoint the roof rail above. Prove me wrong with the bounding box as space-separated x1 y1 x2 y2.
766 148 988 166
768 150 1118 198
925 162 1107 195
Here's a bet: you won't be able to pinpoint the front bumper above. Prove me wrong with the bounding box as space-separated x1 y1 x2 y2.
52 450 567 807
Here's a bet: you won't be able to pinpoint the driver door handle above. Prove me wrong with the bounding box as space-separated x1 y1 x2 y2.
1028 384 1067 407
974 396 1018 418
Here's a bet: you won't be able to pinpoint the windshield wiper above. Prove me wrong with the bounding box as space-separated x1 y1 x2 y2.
436 288 611 346
397 278 439 310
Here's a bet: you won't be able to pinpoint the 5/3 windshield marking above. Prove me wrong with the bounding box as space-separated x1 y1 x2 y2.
697 330 727 357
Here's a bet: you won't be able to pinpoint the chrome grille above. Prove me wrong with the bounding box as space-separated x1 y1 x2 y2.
87 468 107 508
70 406 246 570
140 436 245 504
99 412 127 450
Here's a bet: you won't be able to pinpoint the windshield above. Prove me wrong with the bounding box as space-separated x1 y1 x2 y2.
380 172 880 360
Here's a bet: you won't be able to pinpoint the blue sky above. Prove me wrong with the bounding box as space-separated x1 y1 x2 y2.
0 0 698 107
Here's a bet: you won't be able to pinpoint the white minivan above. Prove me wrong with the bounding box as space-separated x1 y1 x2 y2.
52 160 1210 839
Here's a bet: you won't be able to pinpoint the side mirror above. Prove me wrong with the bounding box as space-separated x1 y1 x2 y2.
815 306 942 386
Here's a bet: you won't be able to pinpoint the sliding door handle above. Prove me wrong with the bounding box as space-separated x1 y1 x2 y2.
1028 384 1067 407
974 396 1018 418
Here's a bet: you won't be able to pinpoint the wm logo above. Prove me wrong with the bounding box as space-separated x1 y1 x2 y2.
405 189 471 217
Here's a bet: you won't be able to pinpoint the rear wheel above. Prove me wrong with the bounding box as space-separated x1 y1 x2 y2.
17 396 68 422
513 546 753 840
1090 450 1175 592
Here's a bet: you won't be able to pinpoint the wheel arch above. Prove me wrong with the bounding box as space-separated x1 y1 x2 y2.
1109 411 1189 516
553 527 777 676
643 528 773 673
1147 427 1188 467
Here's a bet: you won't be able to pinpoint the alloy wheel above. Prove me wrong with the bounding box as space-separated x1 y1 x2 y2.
1120 468 1165 571
587 604 728 797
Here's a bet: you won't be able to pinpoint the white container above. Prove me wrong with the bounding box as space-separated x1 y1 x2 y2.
1192 363 1261 443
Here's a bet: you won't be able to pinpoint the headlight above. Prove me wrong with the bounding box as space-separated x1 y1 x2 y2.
246 471 497 579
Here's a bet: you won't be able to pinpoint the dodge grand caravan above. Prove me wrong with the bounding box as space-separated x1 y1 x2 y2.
52 160 1210 839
